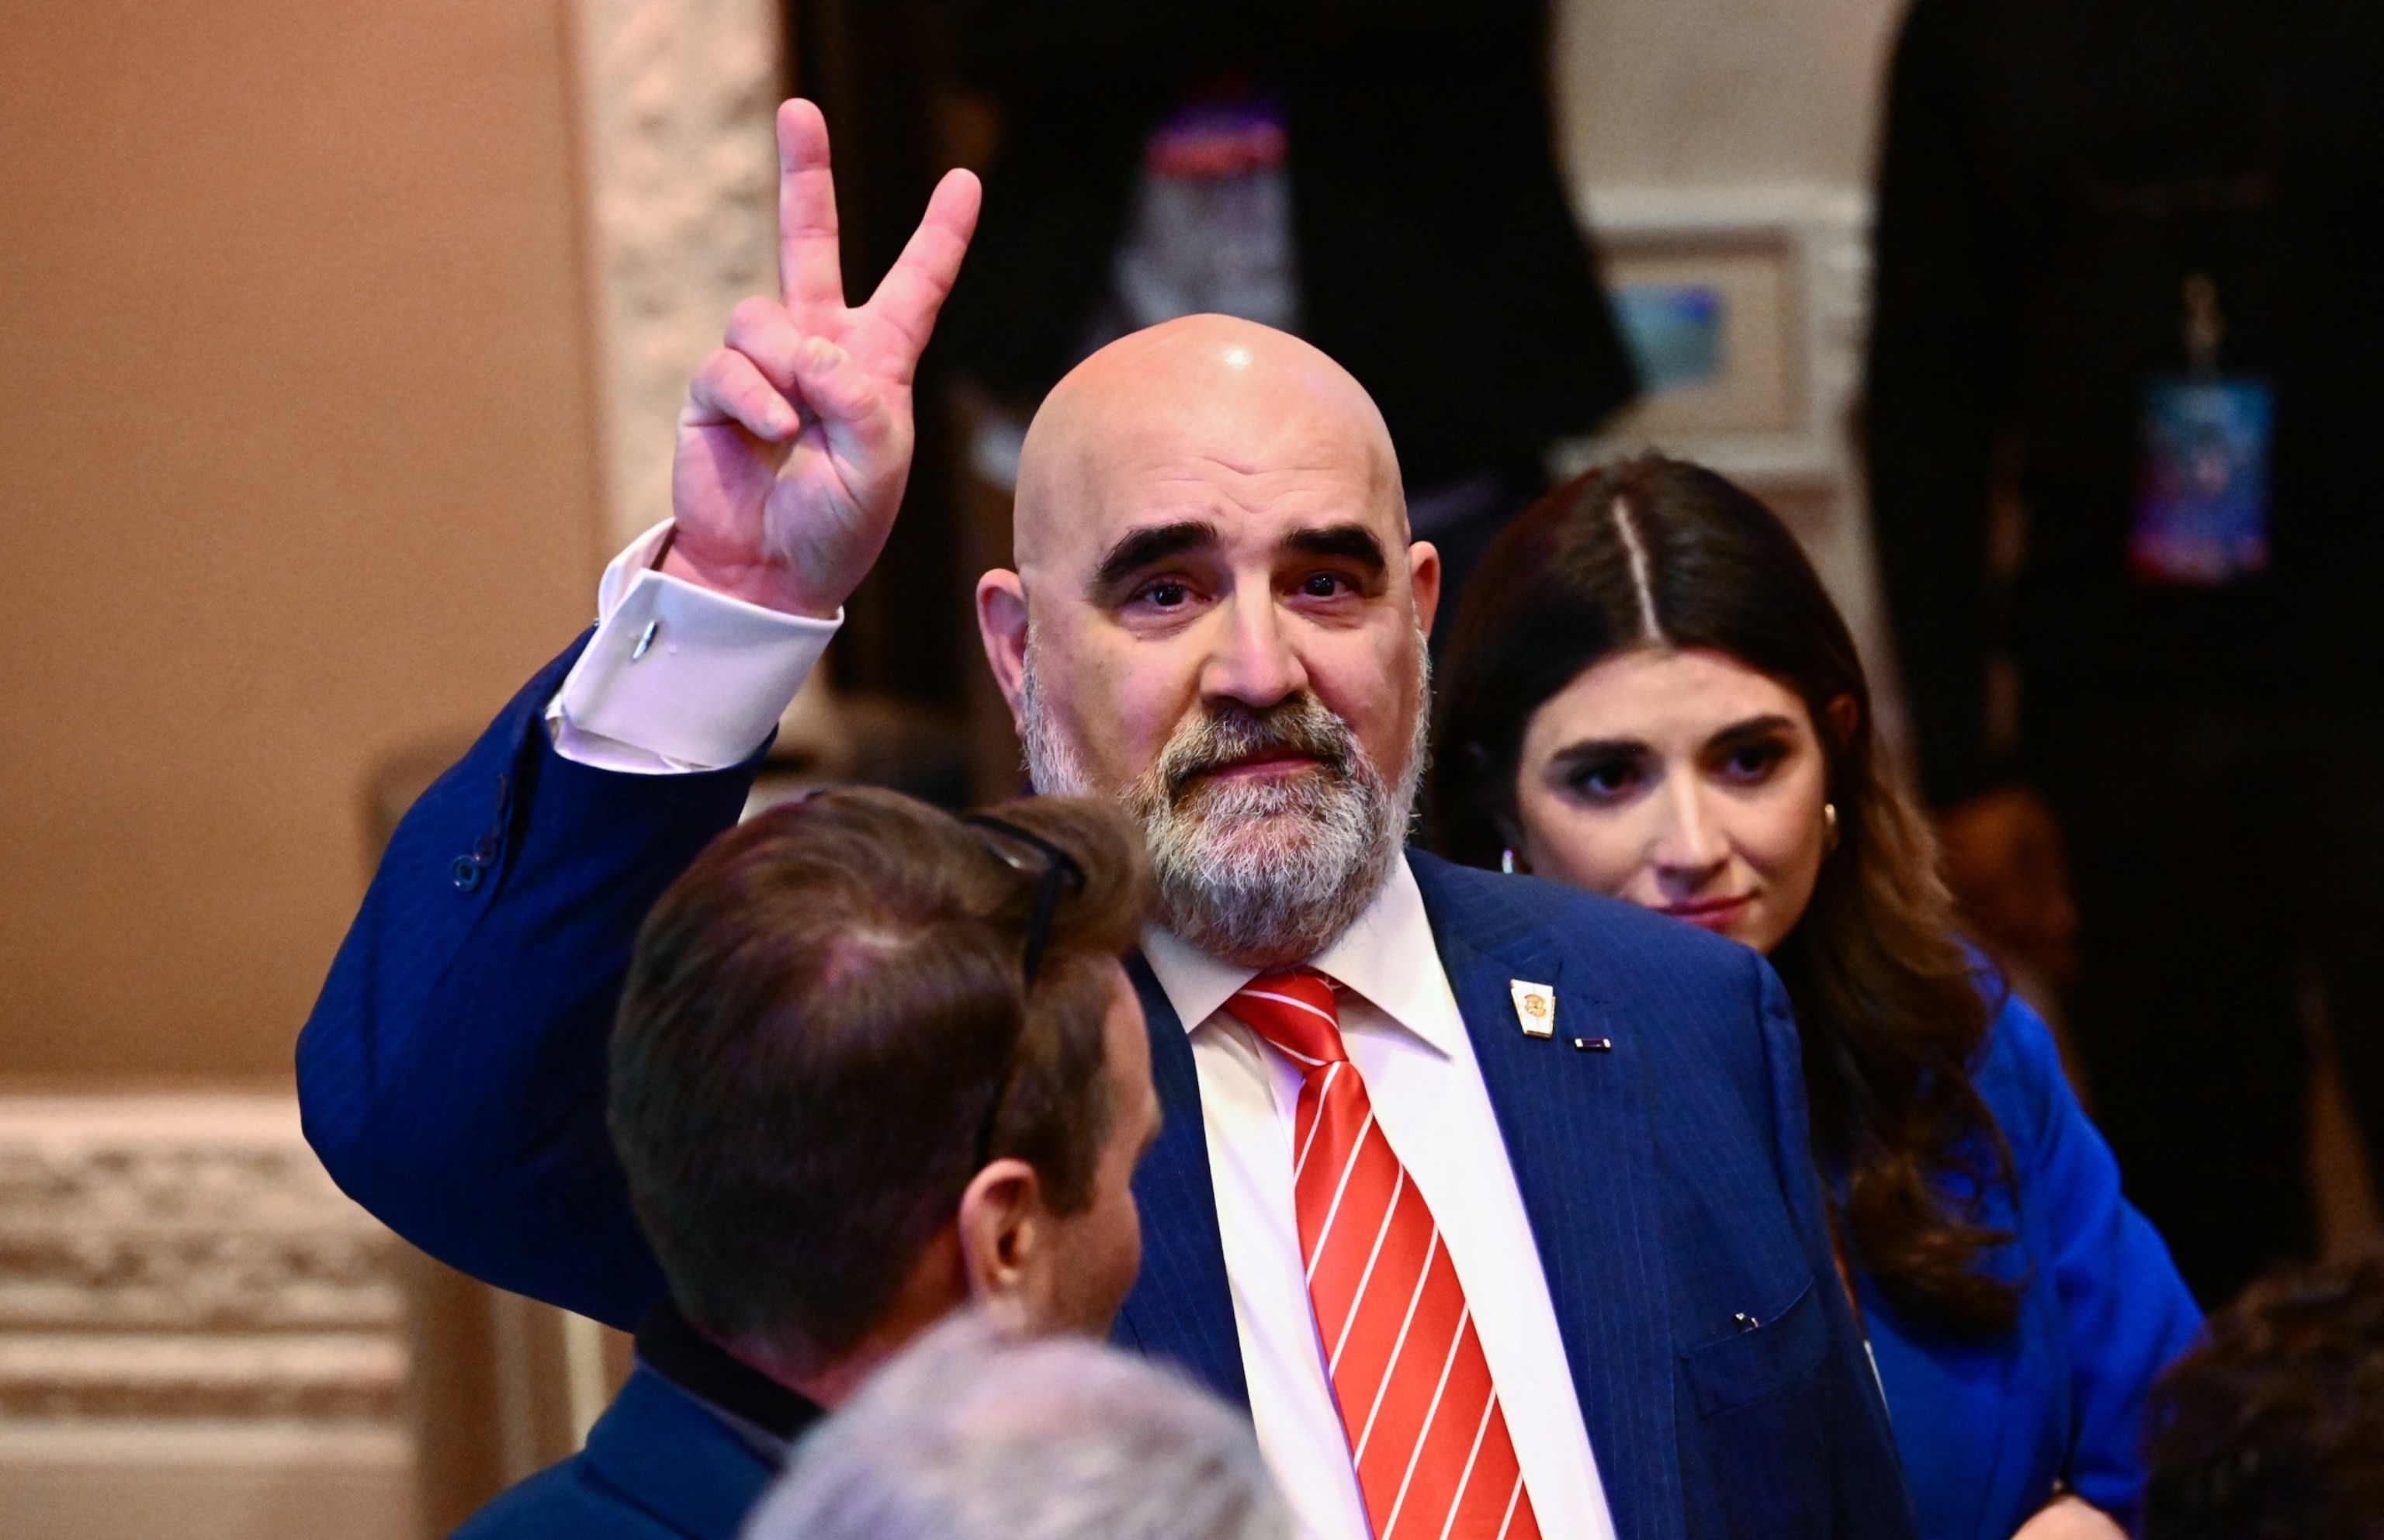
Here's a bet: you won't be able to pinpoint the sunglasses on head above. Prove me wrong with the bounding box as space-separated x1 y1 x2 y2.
961 813 1089 1175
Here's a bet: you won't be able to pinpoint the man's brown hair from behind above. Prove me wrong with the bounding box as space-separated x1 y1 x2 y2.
608 787 1151 1363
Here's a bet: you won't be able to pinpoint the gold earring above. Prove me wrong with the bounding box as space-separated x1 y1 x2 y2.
1822 801 1840 853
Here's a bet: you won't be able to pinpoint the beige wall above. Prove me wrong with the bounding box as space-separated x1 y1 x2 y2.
1555 0 1903 188
0 0 605 1080
0 0 1918 1088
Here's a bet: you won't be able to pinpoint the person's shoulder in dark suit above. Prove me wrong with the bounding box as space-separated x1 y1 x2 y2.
1409 851 1914 1535
1414 850 1782 1036
452 1369 778 1540
1423 850 1800 1192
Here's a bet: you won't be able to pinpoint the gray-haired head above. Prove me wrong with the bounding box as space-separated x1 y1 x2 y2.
740 1313 1291 1540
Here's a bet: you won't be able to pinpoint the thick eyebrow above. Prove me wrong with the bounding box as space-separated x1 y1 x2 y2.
1705 714 1801 752
1090 520 1219 594
1283 524 1388 576
1547 737 1649 767
1546 714 1799 767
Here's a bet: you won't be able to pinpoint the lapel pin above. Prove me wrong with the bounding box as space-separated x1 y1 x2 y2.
1571 1036 1613 1052
1509 979 1556 1039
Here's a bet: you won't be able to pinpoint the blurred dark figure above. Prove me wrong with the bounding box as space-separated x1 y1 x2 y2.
1864 0 2384 1307
2142 1255 2384 1539
936 1 1637 621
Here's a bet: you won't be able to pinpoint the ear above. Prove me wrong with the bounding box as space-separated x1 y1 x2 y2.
1824 692 1861 749
1408 540 1443 637
976 569 1030 732
954 1156 1047 1330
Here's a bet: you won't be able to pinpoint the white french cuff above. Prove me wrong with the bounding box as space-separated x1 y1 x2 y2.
546 521 840 773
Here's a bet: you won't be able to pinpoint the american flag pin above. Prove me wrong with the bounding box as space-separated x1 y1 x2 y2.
1509 979 1556 1038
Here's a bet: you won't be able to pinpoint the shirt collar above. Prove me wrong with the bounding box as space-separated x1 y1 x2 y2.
1138 854 1461 1057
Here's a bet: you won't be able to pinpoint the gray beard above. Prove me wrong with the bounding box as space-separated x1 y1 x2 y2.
1020 633 1429 970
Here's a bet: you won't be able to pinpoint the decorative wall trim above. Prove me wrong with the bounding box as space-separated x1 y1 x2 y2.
569 0 788 552
0 1095 403 1421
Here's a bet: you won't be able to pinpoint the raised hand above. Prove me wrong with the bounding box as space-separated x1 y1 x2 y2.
666 99 982 618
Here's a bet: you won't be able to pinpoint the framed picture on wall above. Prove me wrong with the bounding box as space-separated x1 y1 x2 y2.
1604 233 1801 438
1562 185 1867 483
1554 187 1897 723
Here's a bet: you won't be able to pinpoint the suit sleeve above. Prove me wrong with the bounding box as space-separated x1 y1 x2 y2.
296 637 761 1327
1990 994 2202 1530
1749 957 1924 1536
1863 0 2009 807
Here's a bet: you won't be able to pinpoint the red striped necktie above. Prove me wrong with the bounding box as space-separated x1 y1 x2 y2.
1226 970 1542 1540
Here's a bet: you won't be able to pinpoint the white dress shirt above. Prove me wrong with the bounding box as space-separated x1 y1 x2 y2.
552 525 1616 1539
1143 864 1616 1540
546 521 840 773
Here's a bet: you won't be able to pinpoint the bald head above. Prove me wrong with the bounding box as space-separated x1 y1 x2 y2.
1011 316 1405 573
973 316 1440 967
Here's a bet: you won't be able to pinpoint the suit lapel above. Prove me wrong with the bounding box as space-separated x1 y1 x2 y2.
1111 951 1251 1408
1108 868 1686 1536
1412 856 1684 1540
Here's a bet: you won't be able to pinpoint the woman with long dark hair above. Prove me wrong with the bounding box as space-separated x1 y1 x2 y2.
1432 454 2200 1540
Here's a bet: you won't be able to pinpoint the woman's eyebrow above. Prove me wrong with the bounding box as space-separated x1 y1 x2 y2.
1547 737 1649 763
1705 714 1801 749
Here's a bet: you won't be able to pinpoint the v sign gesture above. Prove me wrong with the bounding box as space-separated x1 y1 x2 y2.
667 99 982 619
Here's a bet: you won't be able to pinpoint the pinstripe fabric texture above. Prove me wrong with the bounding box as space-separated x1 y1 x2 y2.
1228 971 1540 1540
297 637 1922 1538
297 634 752 1327
1114 953 1251 1404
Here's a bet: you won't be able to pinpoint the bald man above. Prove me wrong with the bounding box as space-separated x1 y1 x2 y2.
300 103 1914 1540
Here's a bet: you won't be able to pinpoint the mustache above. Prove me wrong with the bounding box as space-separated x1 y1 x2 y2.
1154 697 1358 798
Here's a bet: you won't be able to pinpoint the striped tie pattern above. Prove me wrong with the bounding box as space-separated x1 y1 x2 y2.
1227 971 1543 1540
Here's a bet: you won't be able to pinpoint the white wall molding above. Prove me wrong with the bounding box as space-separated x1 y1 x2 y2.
568 0 786 553
0 1094 403 1418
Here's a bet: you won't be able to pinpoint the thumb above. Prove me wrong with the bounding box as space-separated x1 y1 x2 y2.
791 335 899 471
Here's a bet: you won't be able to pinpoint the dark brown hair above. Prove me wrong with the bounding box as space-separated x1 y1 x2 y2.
2143 1256 2384 1538
608 787 1152 1362
1431 453 2018 1335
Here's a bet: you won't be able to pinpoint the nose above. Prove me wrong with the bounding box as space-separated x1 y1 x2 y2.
1198 587 1309 711
1648 775 1729 887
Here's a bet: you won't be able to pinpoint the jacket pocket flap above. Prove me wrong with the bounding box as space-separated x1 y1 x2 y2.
1680 1276 1825 1417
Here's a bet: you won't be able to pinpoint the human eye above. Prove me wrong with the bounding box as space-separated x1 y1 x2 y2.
1564 753 1645 802
1714 737 1791 784
1128 576 1197 611
1292 569 1361 601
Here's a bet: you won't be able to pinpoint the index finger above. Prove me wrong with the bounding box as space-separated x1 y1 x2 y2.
776 99 846 314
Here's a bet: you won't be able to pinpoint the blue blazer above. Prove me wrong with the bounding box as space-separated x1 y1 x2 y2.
1861 992 2200 1540
298 639 1918 1540
453 1368 773 1540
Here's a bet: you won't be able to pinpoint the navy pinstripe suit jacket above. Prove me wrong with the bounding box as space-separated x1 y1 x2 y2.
297 638 1917 1539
